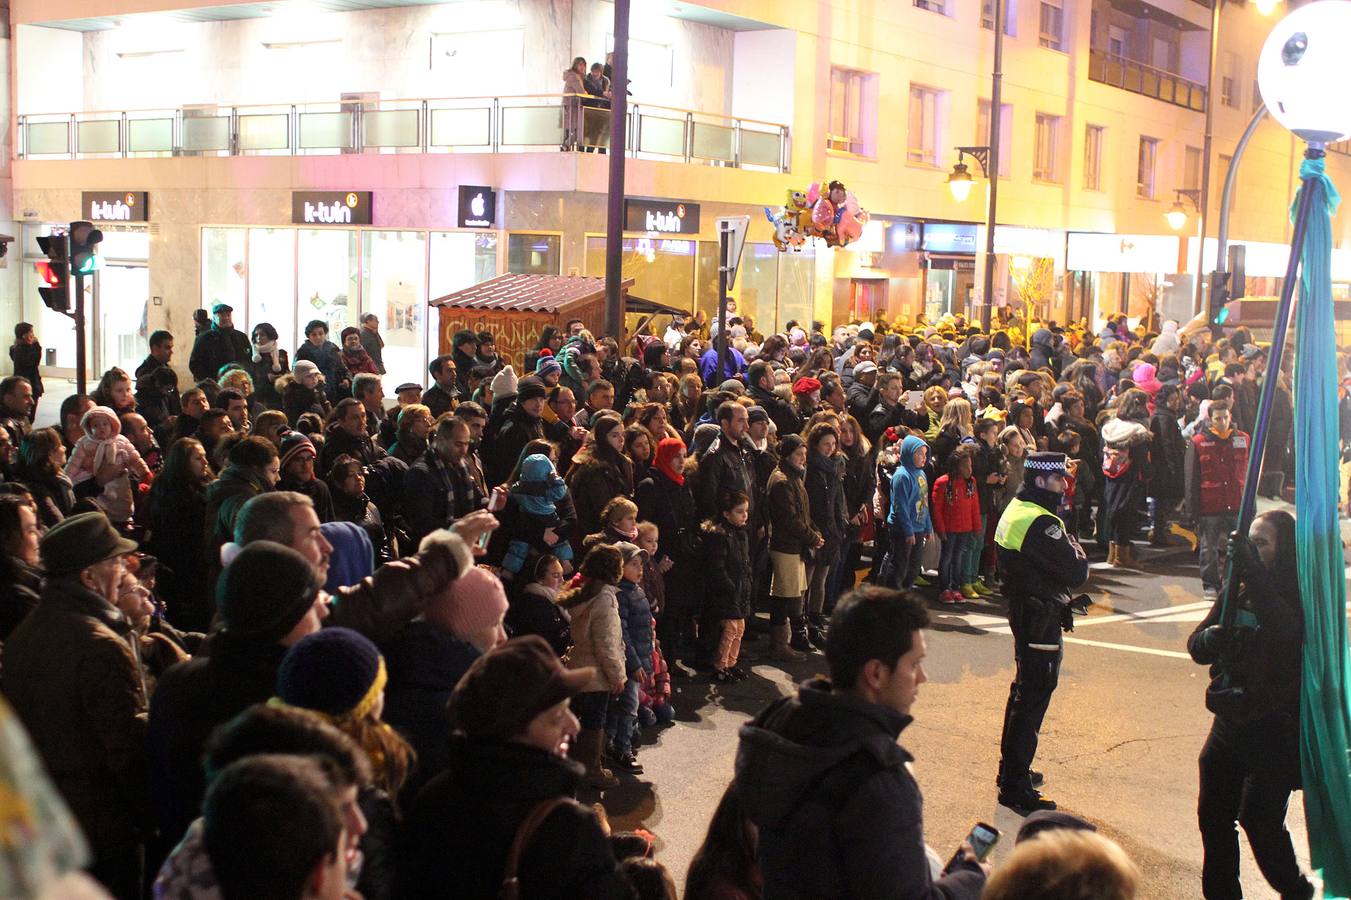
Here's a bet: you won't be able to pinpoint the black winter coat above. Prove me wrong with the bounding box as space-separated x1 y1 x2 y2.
381 620 481 800
249 348 290 408
147 636 289 843
276 474 336 524
9 342 42 398
406 737 634 900
485 407 545 487
701 520 751 619
505 585 571 657
749 384 801 439
295 339 347 402
281 378 330 426
567 455 632 543
134 354 180 428
188 326 251 382
806 452 848 556
1148 410 1187 503
735 678 986 900
0 557 40 642
695 434 757 522
141 485 212 631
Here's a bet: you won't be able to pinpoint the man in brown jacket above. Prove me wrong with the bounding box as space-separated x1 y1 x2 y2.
3 512 147 898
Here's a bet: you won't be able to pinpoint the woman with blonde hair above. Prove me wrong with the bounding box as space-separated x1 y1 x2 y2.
921 385 948 440
929 397 974 474
983 829 1139 900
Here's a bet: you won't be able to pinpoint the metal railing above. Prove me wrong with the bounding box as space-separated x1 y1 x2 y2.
16 93 790 173
1087 49 1207 112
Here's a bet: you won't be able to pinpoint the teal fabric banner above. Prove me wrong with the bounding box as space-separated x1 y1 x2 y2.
1291 156 1351 898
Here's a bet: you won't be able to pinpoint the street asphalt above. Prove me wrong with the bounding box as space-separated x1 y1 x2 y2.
598 538 1329 899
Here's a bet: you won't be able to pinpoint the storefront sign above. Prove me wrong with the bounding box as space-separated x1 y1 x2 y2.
1066 232 1179 274
921 223 978 254
458 185 496 229
292 191 372 226
82 192 149 222
625 199 700 235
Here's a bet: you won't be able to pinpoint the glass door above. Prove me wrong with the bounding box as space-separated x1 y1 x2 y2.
96 265 150 375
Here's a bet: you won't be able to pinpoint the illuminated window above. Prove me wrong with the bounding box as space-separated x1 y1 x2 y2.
1034 113 1061 182
1137 136 1159 199
908 85 945 166
828 67 878 156
1039 0 1064 50
1083 124 1104 191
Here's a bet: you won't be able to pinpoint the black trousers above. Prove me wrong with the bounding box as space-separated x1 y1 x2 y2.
998 602 1061 795
1198 714 1310 900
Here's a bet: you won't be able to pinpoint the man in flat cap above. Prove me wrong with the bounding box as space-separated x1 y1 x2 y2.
189 302 251 383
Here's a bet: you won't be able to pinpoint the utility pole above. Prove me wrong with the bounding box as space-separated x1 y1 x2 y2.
603 0 630 338
981 0 1005 332
1195 0 1223 316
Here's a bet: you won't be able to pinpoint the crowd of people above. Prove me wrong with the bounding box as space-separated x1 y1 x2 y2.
0 300 1314 900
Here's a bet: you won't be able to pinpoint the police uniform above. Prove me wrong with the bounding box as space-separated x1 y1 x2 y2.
994 451 1089 811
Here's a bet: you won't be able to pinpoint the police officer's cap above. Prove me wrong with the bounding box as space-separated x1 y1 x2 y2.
1024 451 1068 476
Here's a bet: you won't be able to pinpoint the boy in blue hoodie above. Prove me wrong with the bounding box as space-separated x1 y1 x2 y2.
888 434 933 590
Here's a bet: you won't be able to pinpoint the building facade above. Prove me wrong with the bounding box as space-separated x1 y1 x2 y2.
4 0 1344 388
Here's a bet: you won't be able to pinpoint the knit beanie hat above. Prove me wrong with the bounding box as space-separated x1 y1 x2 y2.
341 326 361 343
276 627 386 720
217 541 320 643
490 365 519 399
792 376 822 395
516 379 548 404
293 359 320 379
536 356 562 379
615 541 643 564
80 405 122 438
426 566 509 639
279 432 317 471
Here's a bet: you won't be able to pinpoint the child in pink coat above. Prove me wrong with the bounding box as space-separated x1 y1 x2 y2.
65 405 150 524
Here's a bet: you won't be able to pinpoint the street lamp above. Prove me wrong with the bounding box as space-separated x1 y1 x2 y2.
1253 0 1280 16
947 146 990 202
1166 189 1202 230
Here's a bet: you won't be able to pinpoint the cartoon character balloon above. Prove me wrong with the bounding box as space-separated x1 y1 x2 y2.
767 181 868 251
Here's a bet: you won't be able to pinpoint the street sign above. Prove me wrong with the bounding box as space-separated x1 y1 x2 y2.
717 215 750 290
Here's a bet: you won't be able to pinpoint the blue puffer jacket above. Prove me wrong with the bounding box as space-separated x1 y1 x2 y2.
615 579 654 678
887 435 931 536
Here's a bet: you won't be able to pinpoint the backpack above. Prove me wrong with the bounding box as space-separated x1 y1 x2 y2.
1102 444 1133 479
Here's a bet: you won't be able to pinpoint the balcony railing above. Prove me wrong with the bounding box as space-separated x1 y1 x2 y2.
16 93 790 173
1088 49 1206 112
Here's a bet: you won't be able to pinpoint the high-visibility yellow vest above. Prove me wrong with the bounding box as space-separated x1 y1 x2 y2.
994 497 1066 553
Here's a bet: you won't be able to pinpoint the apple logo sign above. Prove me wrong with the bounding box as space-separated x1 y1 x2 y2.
471 193 485 217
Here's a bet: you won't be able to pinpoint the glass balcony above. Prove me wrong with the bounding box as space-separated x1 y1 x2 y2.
17 94 790 173
1088 49 1207 112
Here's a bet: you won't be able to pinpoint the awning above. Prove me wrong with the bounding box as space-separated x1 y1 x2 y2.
430 273 636 314
625 293 689 316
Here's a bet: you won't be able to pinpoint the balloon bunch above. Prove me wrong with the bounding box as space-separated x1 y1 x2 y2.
764 180 869 252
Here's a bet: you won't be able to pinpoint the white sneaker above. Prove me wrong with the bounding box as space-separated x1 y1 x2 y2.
1203 588 1219 601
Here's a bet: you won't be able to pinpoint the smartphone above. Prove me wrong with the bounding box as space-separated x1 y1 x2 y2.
478 488 507 550
947 822 1000 871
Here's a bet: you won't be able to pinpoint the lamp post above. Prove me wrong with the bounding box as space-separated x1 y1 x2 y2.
1166 188 1202 231
944 0 1004 332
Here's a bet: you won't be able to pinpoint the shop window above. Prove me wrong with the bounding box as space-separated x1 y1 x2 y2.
361 231 428 394
507 234 561 275
247 228 298 354
297 230 358 350
429 232 499 365
585 236 695 315
977 99 1012 177
202 227 248 320
1083 124 1104 191
695 241 812 334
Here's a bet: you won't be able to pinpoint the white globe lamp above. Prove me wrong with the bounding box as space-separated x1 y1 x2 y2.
1257 0 1351 144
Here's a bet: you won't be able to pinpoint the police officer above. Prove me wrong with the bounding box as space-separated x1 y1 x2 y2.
993 451 1089 814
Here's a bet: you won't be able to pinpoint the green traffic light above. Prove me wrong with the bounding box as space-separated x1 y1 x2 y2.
77 255 99 274
1215 306 1230 325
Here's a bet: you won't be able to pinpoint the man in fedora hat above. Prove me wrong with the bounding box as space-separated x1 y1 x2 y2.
3 511 148 898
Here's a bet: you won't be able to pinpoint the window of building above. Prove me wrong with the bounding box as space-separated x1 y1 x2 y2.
828 67 878 156
1034 113 1061 181
1137 136 1159 199
914 0 948 14
981 0 1015 33
360 230 428 391
605 34 674 90
1184 145 1202 191
1221 52 1239 109
1083 124 1104 191
977 99 1013 176
1039 0 1064 50
908 85 944 166
1108 26 1127 58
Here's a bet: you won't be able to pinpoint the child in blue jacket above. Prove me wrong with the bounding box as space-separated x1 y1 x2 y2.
887 434 933 589
607 542 654 775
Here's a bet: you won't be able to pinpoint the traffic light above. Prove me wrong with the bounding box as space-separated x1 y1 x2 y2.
1208 244 1246 332
35 233 70 313
68 220 103 275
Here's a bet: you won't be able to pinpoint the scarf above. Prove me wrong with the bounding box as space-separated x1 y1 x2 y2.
653 437 686 485
252 339 282 372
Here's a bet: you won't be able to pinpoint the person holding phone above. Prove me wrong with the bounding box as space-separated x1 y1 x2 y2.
734 586 987 899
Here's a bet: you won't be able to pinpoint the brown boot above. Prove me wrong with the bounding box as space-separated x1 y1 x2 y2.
1117 542 1137 568
1107 543 1120 566
769 621 804 661
575 728 618 789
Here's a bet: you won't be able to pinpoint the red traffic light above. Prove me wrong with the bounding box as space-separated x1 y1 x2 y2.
34 260 62 287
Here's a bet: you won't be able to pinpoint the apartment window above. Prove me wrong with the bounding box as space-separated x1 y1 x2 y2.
914 0 948 13
1083 124 1104 191
981 0 1015 33
828 67 877 156
1137 136 1159 198
1034 113 1061 182
908 85 944 166
1039 0 1064 50
977 99 1013 176
1221 52 1239 108
1184 145 1202 191
1108 26 1128 58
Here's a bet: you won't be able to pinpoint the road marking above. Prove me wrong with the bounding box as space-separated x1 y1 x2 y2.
1062 636 1194 660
